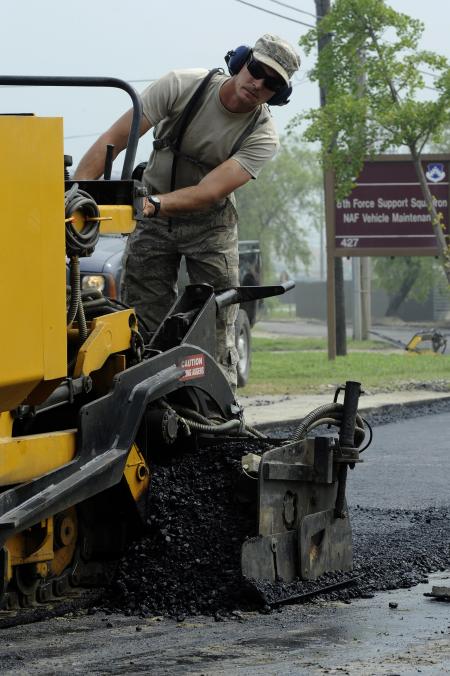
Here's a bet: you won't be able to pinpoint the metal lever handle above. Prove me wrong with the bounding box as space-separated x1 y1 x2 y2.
339 381 362 449
335 381 362 518
103 144 114 180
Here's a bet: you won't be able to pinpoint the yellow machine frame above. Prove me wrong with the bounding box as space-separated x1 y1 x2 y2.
0 115 149 593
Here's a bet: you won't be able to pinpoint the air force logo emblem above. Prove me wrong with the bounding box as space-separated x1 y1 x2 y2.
426 162 446 183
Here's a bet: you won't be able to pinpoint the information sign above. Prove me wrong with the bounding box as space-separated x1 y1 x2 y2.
332 155 450 256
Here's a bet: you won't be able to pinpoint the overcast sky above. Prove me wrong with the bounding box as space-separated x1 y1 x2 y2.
1 0 449 171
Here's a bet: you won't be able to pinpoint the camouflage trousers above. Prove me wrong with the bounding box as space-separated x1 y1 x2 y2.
121 207 240 389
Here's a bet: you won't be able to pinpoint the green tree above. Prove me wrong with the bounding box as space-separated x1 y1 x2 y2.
428 125 450 153
297 0 450 282
373 257 442 316
235 134 323 281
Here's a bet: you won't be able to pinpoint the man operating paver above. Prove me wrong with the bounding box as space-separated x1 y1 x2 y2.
74 34 301 388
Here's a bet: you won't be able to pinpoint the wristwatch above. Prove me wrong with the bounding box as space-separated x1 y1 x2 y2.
147 195 161 218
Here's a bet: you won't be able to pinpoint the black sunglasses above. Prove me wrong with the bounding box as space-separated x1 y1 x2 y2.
246 57 285 92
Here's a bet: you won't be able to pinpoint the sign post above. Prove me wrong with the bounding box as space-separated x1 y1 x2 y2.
325 168 337 360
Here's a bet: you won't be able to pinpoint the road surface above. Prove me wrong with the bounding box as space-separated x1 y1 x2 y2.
0 407 449 675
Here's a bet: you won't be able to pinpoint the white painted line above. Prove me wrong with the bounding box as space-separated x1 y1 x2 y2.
336 234 436 239
355 182 449 187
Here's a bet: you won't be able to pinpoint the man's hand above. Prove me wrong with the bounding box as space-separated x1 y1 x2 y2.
143 196 160 218
143 197 155 217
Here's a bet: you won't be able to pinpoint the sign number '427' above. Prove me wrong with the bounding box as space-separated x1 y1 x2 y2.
339 237 359 248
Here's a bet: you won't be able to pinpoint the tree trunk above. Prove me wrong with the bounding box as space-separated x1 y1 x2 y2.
385 263 419 316
335 258 347 355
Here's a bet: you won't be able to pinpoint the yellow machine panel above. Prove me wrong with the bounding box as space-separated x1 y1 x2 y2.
0 429 76 486
99 205 136 234
0 116 67 412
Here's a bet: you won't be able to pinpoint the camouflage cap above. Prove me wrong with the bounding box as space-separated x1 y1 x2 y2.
252 34 301 85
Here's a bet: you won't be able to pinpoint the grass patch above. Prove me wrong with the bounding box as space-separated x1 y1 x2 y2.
252 336 388 352
241 348 450 395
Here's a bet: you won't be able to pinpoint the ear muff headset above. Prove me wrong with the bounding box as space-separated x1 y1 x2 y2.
224 44 292 106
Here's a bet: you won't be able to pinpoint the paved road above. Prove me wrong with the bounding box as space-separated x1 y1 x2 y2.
255 318 449 352
2 576 449 675
348 411 450 509
1 412 449 675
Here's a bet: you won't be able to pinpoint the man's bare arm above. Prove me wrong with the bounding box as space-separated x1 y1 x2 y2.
143 158 252 217
74 110 152 180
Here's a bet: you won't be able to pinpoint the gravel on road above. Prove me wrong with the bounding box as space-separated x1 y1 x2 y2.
104 398 450 619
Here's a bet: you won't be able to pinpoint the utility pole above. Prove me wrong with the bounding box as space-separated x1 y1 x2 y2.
352 258 362 340
355 49 372 341
315 0 347 357
319 218 325 280
360 257 372 339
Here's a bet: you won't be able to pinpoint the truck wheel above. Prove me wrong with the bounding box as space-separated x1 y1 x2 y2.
236 309 252 388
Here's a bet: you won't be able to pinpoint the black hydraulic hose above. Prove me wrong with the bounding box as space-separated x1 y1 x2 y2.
293 402 366 448
178 414 262 439
67 257 81 326
65 184 101 347
76 292 88 344
243 424 267 439
179 417 243 435
65 184 100 257
181 415 262 439
358 417 373 453
301 415 366 444
169 404 219 425
161 401 264 439
293 402 341 441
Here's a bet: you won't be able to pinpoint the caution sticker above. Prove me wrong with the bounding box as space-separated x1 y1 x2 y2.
179 353 205 381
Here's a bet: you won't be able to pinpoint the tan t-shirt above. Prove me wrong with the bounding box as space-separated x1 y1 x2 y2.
141 68 279 199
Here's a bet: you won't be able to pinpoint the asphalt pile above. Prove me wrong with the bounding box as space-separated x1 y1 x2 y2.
107 438 268 620
106 400 450 619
